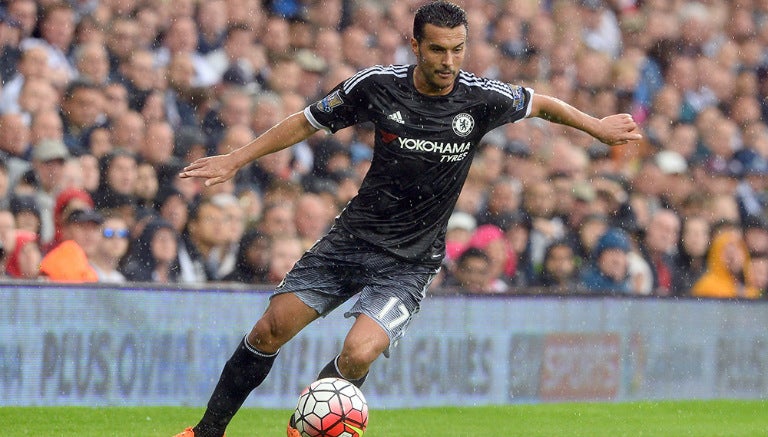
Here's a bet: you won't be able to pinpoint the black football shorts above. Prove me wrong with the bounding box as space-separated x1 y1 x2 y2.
273 227 439 356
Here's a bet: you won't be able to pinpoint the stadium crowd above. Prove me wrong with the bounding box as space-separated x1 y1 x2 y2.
0 0 767 298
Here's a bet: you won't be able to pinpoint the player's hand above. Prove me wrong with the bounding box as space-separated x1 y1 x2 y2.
179 154 239 187
597 113 642 146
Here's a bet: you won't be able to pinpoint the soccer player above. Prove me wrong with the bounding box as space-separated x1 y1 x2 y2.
174 2 641 436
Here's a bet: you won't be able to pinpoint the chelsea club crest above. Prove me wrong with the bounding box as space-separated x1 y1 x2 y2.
452 113 474 137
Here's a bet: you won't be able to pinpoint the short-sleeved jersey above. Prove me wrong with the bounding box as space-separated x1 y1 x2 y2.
304 64 533 265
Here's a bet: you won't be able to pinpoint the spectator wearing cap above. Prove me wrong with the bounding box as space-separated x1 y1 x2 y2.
47 186 93 252
39 208 103 282
654 150 694 213
691 229 761 299
9 194 40 237
445 211 477 264
29 138 69 244
579 227 634 294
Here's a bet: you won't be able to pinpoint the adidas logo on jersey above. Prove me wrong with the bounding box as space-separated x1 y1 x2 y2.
388 111 404 124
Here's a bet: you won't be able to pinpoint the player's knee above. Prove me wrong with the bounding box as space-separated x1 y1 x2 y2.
248 317 287 354
340 340 387 370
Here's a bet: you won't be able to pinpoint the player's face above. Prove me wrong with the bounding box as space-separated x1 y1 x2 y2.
412 23 466 96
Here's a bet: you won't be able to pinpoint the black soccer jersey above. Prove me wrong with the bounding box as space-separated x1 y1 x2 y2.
304 64 533 264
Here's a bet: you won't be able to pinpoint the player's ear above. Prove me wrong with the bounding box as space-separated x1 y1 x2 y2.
410 37 419 56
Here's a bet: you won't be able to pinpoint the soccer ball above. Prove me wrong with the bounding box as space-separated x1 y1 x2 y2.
292 377 368 437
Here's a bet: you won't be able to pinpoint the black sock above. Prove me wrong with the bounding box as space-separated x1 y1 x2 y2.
317 355 368 388
193 336 277 437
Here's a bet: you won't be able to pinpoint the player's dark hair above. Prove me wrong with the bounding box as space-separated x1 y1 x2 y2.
413 1 468 42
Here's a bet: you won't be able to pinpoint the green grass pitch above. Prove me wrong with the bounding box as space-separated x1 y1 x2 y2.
3 400 767 436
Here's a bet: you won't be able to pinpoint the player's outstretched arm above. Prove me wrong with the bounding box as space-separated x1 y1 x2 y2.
179 111 319 186
529 94 642 146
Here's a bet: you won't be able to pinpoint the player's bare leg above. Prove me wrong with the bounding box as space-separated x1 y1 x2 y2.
191 293 319 437
248 292 321 353
316 314 390 386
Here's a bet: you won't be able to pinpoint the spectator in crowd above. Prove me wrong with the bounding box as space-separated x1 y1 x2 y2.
20 2 77 86
442 247 493 294
475 176 521 228
0 207 12 262
0 44 49 114
39 208 102 282
521 178 566 271
121 217 181 283
29 109 64 149
28 138 69 245
672 215 711 295
262 234 304 285
208 192 246 280
59 79 105 155
0 207 39 279
294 192 334 251
134 160 159 216
258 201 296 238
9 194 40 237
5 0 36 42
639 208 681 296
223 229 270 284
444 210 477 265
465 224 516 293
90 213 129 283
579 227 634 294
47 185 93 252
534 238 580 293
691 228 761 299
73 41 110 86
91 149 138 211
0 112 32 184
179 197 226 282
108 110 144 154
